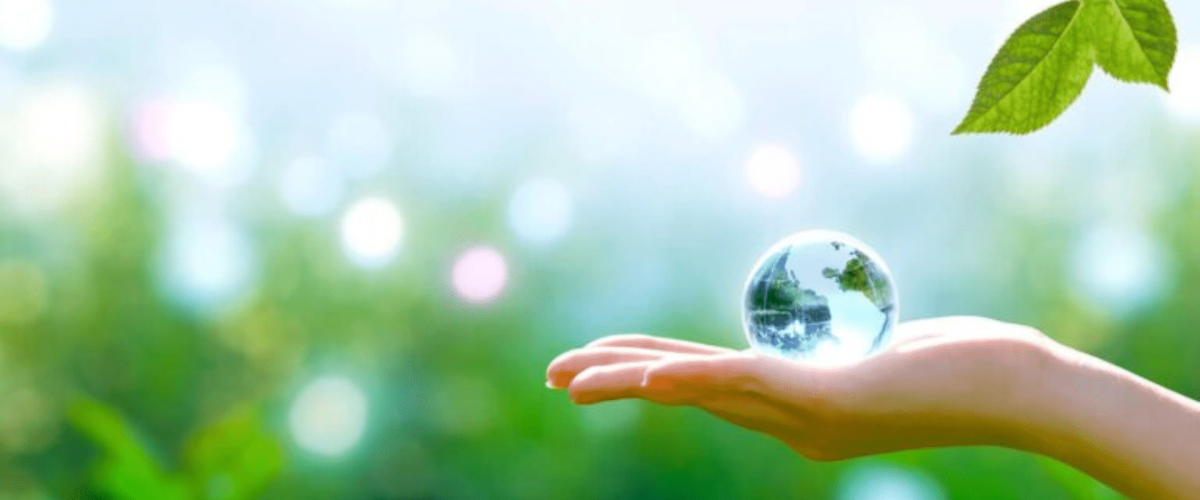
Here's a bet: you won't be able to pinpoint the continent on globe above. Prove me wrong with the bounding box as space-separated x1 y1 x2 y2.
743 231 898 364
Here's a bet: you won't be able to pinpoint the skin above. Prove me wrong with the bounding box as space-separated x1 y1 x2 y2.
544 316 1200 499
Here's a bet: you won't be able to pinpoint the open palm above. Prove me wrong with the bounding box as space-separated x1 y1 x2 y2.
546 316 1054 460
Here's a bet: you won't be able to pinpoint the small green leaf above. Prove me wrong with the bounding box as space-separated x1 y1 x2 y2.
1081 0 1177 88
68 399 190 500
955 0 1177 134
182 407 284 500
954 1 1095 134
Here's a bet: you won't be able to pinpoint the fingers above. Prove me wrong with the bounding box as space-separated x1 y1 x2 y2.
642 352 764 393
548 335 735 391
568 361 703 405
570 360 810 449
546 347 670 389
568 355 754 406
551 345 837 407
568 361 650 404
645 352 842 414
586 334 733 355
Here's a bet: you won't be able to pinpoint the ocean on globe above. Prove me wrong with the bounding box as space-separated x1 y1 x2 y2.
742 230 898 365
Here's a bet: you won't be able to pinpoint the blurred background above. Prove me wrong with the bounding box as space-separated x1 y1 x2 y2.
0 0 1198 497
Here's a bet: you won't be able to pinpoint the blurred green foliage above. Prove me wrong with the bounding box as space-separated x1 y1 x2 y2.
1 96 1199 500
69 399 281 500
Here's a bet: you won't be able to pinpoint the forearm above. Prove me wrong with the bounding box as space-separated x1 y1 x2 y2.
1020 345 1200 499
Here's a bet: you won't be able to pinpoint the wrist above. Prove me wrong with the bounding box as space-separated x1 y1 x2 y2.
1007 340 1200 498
994 338 1083 454
975 335 1071 452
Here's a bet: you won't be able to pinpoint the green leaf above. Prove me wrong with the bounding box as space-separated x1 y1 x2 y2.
1081 0 1177 89
182 407 284 500
955 0 1177 134
68 399 191 500
954 1 1095 134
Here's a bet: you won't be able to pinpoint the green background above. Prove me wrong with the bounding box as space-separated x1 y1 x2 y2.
0 0 1199 498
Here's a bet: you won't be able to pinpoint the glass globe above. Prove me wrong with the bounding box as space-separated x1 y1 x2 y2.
742 230 898 365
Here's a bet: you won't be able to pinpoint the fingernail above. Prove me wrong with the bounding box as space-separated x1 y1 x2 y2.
546 380 562 389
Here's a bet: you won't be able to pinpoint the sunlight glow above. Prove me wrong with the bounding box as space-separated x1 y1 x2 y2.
452 246 508 304
744 144 802 199
340 197 403 268
0 83 104 214
0 0 52 51
162 101 237 171
132 58 252 186
838 463 945 500
289 376 368 457
161 212 255 313
849 93 915 165
19 84 101 168
1071 223 1168 319
133 98 251 186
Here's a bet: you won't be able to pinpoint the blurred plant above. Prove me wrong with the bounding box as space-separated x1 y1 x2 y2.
68 399 282 500
955 0 1177 134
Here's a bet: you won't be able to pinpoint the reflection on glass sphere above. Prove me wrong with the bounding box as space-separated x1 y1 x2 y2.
743 230 898 365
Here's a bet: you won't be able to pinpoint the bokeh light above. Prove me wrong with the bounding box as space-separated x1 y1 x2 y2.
0 0 1198 496
1071 223 1168 320
0 82 104 214
289 376 368 457
849 93 915 165
159 211 256 314
132 98 248 184
507 178 573 244
340 197 404 268
743 144 802 199
0 0 52 51
451 246 508 304
837 463 945 500
16 83 100 168
131 56 253 185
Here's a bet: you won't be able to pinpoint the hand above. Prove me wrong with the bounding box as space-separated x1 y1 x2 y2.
545 316 1057 461
548 316 1200 498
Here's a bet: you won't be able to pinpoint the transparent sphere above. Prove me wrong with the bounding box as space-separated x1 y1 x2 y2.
743 230 898 365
